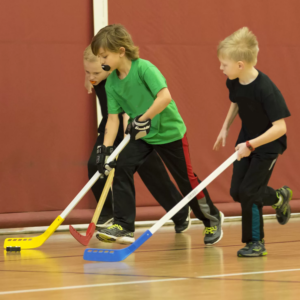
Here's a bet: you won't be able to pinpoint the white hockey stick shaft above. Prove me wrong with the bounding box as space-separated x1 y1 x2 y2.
61 134 130 219
150 152 237 234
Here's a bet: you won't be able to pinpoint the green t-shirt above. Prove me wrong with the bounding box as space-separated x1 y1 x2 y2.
105 58 186 144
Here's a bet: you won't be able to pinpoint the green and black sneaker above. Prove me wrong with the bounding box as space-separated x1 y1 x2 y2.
204 211 224 245
237 240 267 257
96 224 135 245
273 186 293 225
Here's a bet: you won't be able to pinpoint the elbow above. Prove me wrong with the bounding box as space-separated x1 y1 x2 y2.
108 113 120 123
283 126 287 135
282 122 287 135
165 96 172 105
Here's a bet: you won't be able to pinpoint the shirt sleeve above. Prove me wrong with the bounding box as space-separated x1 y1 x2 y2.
105 85 123 114
226 78 235 102
142 66 168 98
262 88 291 122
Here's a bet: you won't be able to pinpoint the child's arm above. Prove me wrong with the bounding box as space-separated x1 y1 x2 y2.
213 103 239 150
138 88 171 121
236 119 287 160
103 114 120 147
122 113 130 136
250 119 287 148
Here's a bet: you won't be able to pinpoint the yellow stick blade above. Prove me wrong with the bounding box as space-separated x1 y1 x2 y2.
3 216 65 249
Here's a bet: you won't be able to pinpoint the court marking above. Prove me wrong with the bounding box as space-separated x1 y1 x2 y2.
1 268 300 295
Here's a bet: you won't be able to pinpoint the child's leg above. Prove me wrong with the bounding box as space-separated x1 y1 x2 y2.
137 151 189 229
238 153 278 244
154 134 222 244
230 157 251 204
87 134 113 224
112 139 153 232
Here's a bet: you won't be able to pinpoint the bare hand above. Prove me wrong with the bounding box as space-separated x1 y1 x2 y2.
213 128 229 151
84 76 94 94
235 143 251 161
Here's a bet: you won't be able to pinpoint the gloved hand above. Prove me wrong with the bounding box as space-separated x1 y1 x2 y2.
96 145 117 177
125 114 151 141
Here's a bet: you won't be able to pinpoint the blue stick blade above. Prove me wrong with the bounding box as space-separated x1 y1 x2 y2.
83 230 152 262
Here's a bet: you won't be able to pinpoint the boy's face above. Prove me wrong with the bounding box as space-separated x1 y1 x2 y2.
219 57 242 80
97 47 122 72
84 59 109 86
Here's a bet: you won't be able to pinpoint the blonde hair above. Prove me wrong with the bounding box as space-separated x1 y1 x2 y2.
83 45 100 63
91 24 139 60
217 27 259 65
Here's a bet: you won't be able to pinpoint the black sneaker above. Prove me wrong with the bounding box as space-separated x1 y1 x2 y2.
96 216 114 230
273 186 293 225
237 240 267 257
96 224 135 245
204 211 224 245
175 207 191 233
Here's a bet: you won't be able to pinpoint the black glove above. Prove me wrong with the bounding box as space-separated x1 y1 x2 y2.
96 145 117 177
125 114 151 141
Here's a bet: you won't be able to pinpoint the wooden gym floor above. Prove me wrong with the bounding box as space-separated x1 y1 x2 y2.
0 218 300 300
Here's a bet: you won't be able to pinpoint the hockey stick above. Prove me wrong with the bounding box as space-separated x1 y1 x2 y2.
69 166 115 246
83 151 237 262
4 135 130 249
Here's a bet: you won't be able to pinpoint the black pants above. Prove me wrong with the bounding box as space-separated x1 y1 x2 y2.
113 134 220 232
230 152 279 243
87 133 188 225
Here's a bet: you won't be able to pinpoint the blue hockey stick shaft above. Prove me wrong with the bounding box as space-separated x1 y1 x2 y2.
83 152 237 262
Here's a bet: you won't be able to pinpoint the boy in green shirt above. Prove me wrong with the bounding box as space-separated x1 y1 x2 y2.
84 45 191 232
92 24 223 245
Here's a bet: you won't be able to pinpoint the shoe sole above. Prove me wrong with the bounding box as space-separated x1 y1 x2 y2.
96 232 116 243
205 211 224 246
277 186 293 225
238 251 268 257
176 207 192 233
116 237 135 245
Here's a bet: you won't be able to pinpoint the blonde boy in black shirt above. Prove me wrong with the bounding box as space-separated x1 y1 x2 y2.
214 27 292 257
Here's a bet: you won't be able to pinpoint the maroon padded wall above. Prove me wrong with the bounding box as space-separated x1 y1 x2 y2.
108 0 300 217
0 0 98 227
0 0 299 229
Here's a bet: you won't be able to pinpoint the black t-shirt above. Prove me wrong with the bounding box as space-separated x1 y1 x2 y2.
94 79 124 142
226 70 291 154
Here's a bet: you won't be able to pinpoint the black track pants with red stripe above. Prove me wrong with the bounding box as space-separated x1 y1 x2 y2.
113 134 220 232
88 134 188 225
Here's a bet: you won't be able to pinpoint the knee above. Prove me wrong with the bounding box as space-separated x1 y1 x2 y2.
238 187 253 205
230 186 240 203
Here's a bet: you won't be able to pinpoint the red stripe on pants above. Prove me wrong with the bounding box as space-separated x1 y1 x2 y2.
181 134 205 199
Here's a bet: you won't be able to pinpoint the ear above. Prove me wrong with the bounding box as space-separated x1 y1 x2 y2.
119 47 126 57
238 61 245 69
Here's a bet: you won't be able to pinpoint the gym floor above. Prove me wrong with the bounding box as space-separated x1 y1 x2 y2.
0 218 299 300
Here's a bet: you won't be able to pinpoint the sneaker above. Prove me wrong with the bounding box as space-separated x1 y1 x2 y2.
96 224 135 245
96 216 114 230
204 211 224 245
237 240 267 257
273 186 293 225
175 207 191 233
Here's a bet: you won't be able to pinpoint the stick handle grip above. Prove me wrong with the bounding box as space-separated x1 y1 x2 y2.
60 135 130 219
107 134 130 164
150 152 237 234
